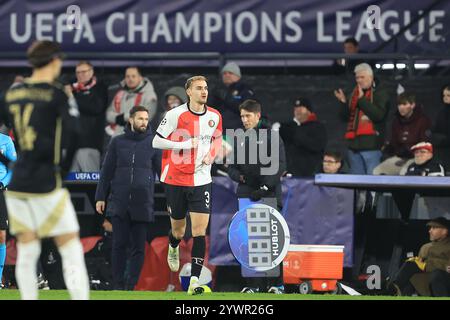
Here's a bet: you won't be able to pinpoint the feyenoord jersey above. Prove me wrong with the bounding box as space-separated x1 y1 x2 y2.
156 103 222 187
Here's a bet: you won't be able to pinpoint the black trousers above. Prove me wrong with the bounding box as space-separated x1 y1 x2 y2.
392 261 422 295
430 269 450 297
111 213 148 290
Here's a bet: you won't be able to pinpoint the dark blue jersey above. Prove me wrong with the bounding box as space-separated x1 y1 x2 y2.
0 80 80 193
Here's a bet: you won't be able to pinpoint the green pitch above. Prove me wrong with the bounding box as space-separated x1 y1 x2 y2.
1 290 449 300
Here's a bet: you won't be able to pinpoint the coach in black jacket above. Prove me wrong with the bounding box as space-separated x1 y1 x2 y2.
227 99 286 293
227 100 286 210
279 98 327 177
95 106 161 290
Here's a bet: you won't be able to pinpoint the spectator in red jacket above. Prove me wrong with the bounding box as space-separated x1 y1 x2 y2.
373 92 432 175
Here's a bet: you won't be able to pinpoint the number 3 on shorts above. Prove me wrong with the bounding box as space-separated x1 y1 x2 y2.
204 191 210 208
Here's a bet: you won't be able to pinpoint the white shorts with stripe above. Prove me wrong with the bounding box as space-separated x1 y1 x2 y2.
5 188 79 238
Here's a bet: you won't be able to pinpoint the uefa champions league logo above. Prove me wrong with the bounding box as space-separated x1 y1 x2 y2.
228 204 290 272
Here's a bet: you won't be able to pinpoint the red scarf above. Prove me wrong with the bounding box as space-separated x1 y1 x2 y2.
113 90 143 113
303 112 318 124
72 76 97 93
345 86 376 140
108 88 144 132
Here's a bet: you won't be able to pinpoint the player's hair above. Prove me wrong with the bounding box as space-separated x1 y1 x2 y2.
126 66 142 76
239 99 261 114
76 60 93 69
354 63 373 76
397 92 416 105
129 105 149 118
27 40 65 69
344 37 358 47
324 149 343 162
185 75 208 90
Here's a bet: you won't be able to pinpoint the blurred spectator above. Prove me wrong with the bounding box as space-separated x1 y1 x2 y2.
321 149 346 174
67 61 108 172
164 86 187 111
333 37 375 74
403 142 445 176
386 217 450 296
431 85 450 173
155 86 187 128
106 67 157 136
208 62 255 131
374 92 432 175
334 63 389 174
279 97 326 176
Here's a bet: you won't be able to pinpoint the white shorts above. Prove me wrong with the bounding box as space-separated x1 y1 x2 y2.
5 188 79 238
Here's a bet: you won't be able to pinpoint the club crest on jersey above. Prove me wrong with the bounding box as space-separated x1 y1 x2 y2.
208 119 215 127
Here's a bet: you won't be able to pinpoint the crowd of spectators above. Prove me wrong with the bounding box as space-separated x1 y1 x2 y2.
1 43 449 296
3 57 448 179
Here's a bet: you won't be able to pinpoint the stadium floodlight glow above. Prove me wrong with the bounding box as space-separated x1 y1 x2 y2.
414 63 430 69
396 63 406 69
381 63 395 70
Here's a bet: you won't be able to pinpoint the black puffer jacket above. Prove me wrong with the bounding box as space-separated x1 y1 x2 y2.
279 116 327 177
227 121 286 208
209 80 255 130
404 158 445 177
72 79 108 152
432 103 450 171
95 124 161 222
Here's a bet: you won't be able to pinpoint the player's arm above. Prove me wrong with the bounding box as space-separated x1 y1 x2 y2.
152 111 197 150
203 113 223 165
0 135 17 170
261 131 286 189
152 133 197 150
151 147 162 179
5 136 17 162
1 136 17 186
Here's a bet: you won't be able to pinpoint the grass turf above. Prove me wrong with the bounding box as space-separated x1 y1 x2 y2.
1 290 450 300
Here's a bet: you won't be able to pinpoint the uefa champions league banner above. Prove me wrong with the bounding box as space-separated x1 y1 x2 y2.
209 177 354 267
0 0 448 54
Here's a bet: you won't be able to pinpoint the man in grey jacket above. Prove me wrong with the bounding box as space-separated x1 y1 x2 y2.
106 67 158 136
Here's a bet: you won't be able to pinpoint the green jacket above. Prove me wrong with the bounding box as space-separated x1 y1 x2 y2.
419 237 450 273
339 83 390 151
410 237 450 296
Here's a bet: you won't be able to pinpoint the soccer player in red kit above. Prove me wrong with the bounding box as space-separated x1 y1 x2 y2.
153 76 222 295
